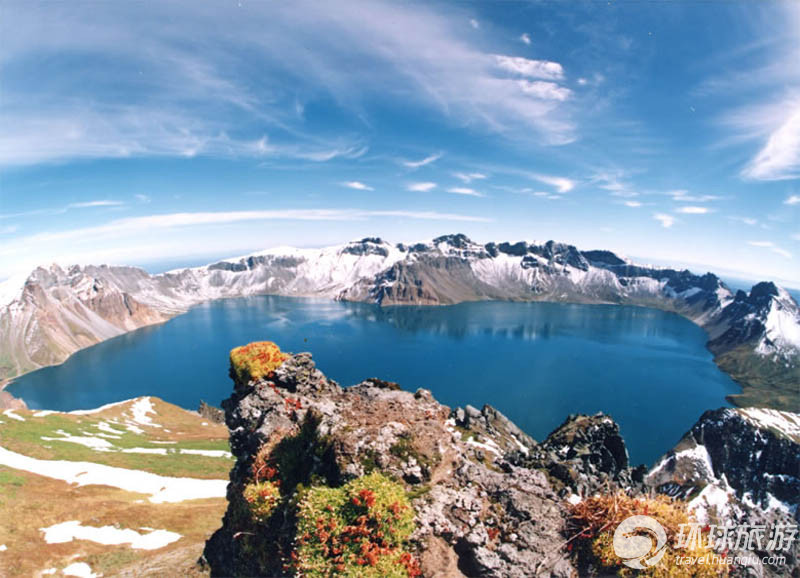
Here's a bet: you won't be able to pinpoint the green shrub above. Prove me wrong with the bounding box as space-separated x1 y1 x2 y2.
243 480 281 523
292 472 421 577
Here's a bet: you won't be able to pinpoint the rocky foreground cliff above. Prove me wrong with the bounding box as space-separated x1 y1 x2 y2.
2 235 799 410
203 345 800 577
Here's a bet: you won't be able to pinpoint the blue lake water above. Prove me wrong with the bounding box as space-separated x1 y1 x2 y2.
7 296 741 465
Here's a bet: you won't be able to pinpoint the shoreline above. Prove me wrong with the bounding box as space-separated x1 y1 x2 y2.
1 292 762 413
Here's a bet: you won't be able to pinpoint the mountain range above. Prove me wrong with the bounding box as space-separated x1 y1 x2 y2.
1 234 798 410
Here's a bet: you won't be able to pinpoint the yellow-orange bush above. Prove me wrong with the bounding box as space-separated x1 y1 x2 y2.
568 493 727 577
243 480 281 523
230 341 288 383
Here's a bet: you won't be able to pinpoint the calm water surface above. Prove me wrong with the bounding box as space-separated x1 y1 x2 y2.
8 296 741 465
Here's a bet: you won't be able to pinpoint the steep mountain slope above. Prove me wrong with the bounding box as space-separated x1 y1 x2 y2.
1 235 798 409
647 407 800 575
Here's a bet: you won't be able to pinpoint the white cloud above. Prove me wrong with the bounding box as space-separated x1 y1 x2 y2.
407 182 437 192
624 201 642 208
0 208 490 260
792 232 800 241
741 103 800 181
668 190 721 202
728 216 758 226
494 55 564 80
469 18 479 29
67 200 125 209
402 153 442 169
134 194 151 204
517 80 571 102
446 187 485 197
747 240 792 258
785 194 800 205
0 2 579 167
676 206 711 214
591 172 638 197
530 174 575 193
453 172 487 183
520 33 531 45
341 181 373 191
654 213 675 228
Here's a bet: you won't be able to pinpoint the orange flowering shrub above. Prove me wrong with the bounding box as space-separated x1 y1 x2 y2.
568 493 727 577
291 472 421 577
230 341 288 384
243 480 281 523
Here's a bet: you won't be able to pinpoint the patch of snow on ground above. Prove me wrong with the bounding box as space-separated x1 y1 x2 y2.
96 422 126 436
688 479 734 523
179 449 233 458
465 437 502 457
33 410 57 417
737 408 800 441
0 446 228 503
41 430 113 451
70 398 135 415
3 409 25 422
41 520 181 550
0 544 6 551
121 447 168 455
0 272 29 308
62 562 97 578
129 397 161 427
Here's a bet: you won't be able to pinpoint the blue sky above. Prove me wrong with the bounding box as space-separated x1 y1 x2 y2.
1 1 799 286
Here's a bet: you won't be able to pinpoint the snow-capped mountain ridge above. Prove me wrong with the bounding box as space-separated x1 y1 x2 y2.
2 235 798 410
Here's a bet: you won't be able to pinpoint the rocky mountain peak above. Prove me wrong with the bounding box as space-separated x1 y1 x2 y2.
206 348 648 577
340 237 391 257
750 281 781 301
432 233 473 248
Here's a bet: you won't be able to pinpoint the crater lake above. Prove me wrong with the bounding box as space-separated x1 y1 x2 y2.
6 296 741 465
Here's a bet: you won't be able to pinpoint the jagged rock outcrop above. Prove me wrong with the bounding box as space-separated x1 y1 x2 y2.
203 349 800 576
647 407 800 521
204 352 642 577
647 407 800 576
509 413 646 497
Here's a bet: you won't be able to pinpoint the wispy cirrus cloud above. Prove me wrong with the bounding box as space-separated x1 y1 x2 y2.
67 200 125 209
341 181 373 191
0 1 580 167
407 182 437 192
530 173 575 193
739 102 800 181
653 213 675 228
493 55 564 81
676 206 711 214
785 194 800 205
748 240 792 258
453 172 487 183
446 187 485 197
705 3 800 182
402 153 443 169
667 190 722 202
